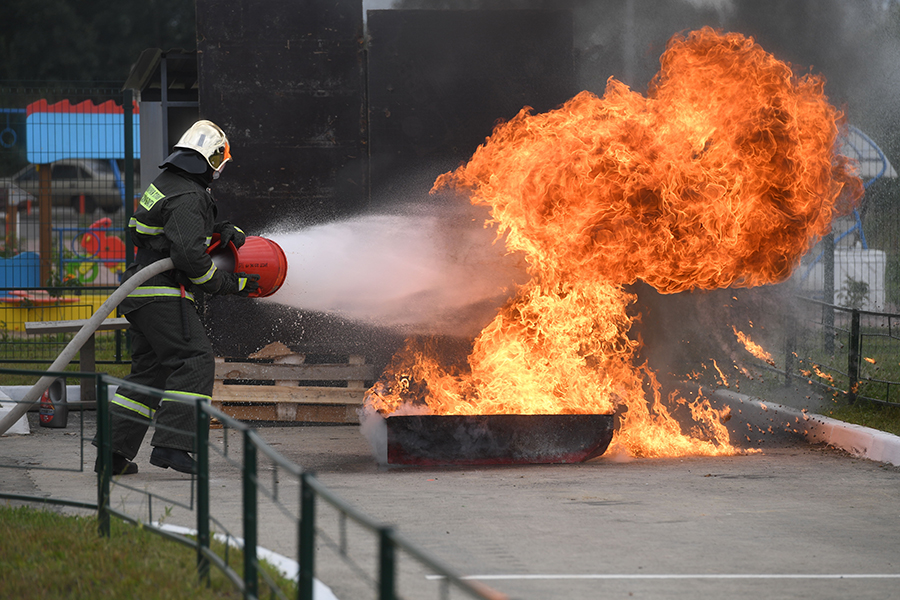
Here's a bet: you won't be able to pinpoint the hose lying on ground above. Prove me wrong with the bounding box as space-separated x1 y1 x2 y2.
0 258 175 436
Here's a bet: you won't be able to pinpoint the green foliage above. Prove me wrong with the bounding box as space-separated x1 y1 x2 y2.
836 276 870 310
43 247 85 294
0 0 196 84
0 233 21 258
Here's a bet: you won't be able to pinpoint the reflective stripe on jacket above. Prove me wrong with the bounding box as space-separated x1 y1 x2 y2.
119 169 226 314
127 286 196 303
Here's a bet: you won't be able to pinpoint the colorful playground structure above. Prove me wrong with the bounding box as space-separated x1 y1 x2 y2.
0 217 126 331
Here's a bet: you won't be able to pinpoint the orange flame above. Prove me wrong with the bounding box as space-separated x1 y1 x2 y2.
732 326 776 366
366 28 862 458
811 364 835 384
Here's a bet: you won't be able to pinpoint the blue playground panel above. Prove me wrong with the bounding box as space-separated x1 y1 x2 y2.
25 99 140 163
0 252 40 297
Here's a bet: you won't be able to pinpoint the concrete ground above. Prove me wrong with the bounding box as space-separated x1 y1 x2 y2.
2 399 900 600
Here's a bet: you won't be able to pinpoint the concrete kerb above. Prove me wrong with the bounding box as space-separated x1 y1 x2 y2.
712 388 900 466
154 523 339 600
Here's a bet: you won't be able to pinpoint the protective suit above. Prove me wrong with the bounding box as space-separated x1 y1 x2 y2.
99 120 257 475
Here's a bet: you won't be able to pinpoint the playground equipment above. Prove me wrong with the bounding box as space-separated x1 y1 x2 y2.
0 258 173 436
795 126 897 309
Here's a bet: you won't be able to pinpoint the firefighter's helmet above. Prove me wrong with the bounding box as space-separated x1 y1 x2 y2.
161 120 232 177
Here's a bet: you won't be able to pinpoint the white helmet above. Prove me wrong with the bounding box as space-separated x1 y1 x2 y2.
174 120 232 175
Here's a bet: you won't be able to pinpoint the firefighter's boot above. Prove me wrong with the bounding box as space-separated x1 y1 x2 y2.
150 446 197 474
94 452 138 476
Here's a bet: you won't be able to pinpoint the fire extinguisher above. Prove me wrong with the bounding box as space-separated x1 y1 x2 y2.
39 377 68 428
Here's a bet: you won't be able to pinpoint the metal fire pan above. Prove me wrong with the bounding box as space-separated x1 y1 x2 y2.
386 413 615 466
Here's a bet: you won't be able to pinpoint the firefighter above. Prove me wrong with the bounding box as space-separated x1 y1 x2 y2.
95 120 258 475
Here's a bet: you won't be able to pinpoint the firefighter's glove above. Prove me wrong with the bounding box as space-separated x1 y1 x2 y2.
216 222 246 249
219 272 259 296
235 272 260 297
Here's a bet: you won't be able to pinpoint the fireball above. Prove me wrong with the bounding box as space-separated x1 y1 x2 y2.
366 28 863 458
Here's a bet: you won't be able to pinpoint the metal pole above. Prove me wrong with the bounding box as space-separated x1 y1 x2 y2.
38 164 52 285
161 56 170 154
243 430 258 599
196 400 211 584
784 311 795 387
824 232 835 355
4 189 16 251
848 309 861 404
299 473 316 600
121 90 135 364
379 527 396 600
96 376 111 537
123 89 135 266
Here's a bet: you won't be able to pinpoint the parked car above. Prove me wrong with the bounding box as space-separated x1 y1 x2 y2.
0 159 135 214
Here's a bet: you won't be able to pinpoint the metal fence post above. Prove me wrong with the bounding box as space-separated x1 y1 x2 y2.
123 88 135 267
784 311 796 386
96 375 111 537
823 232 835 355
379 526 397 600
243 430 258 599
299 472 316 600
848 308 861 404
196 399 211 584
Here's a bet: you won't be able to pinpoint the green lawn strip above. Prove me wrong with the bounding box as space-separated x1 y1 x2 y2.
689 366 900 438
0 361 131 386
822 400 900 437
0 505 295 599
0 329 131 383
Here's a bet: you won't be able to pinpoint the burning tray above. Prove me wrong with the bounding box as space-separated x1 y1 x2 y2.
386 414 615 466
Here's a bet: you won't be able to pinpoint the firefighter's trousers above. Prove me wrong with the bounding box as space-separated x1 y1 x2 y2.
107 299 214 459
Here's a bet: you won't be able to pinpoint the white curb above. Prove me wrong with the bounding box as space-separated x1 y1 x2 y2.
153 523 339 600
713 389 900 466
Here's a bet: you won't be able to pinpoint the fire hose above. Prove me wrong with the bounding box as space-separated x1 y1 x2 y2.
0 258 174 436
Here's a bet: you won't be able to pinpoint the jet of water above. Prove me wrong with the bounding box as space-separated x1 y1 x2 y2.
261 203 528 336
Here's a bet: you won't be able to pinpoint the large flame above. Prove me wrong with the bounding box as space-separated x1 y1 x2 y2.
366 28 863 458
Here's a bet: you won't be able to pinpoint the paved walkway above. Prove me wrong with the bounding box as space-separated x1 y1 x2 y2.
2 394 900 600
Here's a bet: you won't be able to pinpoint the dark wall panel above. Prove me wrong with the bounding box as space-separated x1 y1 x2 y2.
196 0 367 232
194 4 575 359
366 9 575 200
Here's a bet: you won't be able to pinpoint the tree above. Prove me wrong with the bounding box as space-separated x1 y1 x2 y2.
0 0 195 84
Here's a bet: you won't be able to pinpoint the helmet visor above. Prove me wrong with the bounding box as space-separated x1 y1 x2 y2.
209 142 232 172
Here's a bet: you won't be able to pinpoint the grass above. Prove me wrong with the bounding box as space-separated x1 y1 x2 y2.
0 505 296 599
708 315 900 436
688 356 900 437
0 331 132 385
0 361 132 385
822 399 900 437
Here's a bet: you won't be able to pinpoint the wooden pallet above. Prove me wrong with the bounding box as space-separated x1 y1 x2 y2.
212 343 375 424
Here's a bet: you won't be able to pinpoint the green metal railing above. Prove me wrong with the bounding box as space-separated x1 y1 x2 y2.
0 369 506 600
745 297 900 407
785 298 900 406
